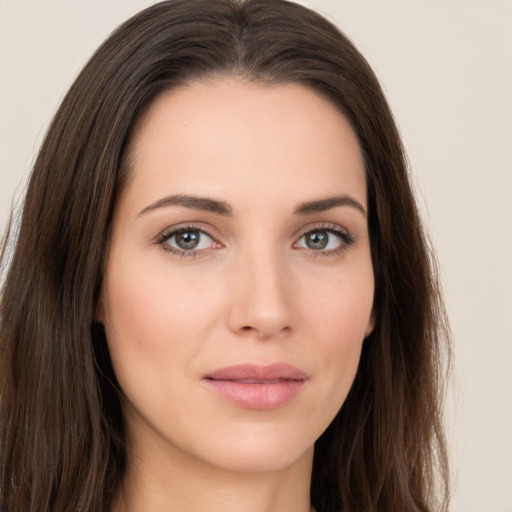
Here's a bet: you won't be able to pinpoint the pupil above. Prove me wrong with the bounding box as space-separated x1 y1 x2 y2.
176 231 200 250
307 231 328 250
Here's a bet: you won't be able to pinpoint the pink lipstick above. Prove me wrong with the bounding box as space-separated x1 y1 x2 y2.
203 363 308 409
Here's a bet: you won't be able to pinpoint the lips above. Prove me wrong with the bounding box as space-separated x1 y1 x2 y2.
203 363 308 410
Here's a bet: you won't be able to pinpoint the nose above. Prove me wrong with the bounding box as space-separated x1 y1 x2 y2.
226 245 294 340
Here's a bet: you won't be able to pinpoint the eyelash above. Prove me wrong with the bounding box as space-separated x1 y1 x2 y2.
294 223 355 258
155 224 219 258
155 223 355 258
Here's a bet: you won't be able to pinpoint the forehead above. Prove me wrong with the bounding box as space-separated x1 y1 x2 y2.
122 77 366 212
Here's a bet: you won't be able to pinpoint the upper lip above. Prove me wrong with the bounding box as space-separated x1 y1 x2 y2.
204 363 308 382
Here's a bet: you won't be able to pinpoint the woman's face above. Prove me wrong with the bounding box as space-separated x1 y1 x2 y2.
99 78 374 474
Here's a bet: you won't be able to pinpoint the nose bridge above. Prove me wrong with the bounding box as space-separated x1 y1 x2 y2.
228 235 293 338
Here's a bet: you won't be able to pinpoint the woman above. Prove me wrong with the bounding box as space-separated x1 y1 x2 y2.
0 1 451 511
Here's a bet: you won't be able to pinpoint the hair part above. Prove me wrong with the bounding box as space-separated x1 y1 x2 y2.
1 1 451 511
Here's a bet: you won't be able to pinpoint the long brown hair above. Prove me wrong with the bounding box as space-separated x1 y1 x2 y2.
0 1 451 510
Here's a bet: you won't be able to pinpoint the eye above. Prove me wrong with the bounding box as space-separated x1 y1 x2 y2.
294 226 354 254
157 226 219 255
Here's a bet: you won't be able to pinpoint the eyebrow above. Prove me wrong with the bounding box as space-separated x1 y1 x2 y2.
138 194 233 217
137 193 366 218
293 195 366 217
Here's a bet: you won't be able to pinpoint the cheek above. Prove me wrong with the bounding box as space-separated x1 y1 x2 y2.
101 258 224 392
106 254 220 330
302 260 374 344
300 265 373 420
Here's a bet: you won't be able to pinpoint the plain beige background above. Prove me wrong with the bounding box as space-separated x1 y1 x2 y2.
1 1 511 510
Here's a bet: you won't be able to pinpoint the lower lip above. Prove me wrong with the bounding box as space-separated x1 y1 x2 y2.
203 379 306 409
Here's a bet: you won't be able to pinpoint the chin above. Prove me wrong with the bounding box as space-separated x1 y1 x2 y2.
179 416 320 474
203 437 315 474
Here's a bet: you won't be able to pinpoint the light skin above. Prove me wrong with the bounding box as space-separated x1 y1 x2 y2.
98 77 374 512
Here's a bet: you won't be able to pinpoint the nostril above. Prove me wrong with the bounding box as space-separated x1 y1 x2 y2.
238 324 292 336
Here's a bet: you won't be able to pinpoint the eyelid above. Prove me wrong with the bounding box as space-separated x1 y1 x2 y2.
156 222 219 242
294 222 352 240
